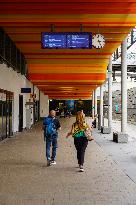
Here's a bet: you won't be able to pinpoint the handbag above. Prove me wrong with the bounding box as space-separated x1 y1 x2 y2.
84 128 94 141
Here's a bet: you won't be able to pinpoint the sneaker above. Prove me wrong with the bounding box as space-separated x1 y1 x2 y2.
50 160 56 165
47 160 51 166
79 165 84 172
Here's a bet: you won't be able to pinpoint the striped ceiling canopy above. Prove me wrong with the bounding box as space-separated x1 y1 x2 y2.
0 0 136 99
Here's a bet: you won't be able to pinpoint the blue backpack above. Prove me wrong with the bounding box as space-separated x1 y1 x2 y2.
43 117 56 136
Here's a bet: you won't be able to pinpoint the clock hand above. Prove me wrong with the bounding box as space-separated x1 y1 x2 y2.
98 40 102 46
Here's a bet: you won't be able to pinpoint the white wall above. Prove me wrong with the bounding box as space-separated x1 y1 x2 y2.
40 93 49 117
0 63 39 132
24 79 34 127
34 86 39 100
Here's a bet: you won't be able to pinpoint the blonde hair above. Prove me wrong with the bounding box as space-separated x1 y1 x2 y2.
76 111 85 130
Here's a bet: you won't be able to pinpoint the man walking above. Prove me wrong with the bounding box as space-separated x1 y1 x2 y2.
43 110 61 166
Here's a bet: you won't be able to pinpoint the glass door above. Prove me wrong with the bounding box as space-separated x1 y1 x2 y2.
2 92 7 139
34 100 39 122
0 90 13 140
9 92 13 136
6 91 13 137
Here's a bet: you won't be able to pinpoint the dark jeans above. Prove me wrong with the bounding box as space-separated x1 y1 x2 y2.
45 135 58 161
74 137 88 166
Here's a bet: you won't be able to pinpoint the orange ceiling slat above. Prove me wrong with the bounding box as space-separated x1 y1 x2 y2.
1 0 136 2
0 0 136 99
28 73 106 81
1 2 136 15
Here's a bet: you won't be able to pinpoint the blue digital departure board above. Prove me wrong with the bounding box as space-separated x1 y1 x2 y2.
67 33 92 48
41 32 92 49
41 33 66 48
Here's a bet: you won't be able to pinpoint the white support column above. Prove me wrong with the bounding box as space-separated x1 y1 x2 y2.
102 58 112 134
108 56 112 128
94 88 97 116
92 90 95 119
121 38 127 133
100 85 103 127
113 37 128 143
40 92 49 118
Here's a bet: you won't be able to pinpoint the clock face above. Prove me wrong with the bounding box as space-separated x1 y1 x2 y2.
92 34 105 49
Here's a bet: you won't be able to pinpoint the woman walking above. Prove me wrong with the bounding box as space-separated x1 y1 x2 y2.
66 111 93 172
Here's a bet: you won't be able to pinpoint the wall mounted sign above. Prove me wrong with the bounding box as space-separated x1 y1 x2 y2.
21 88 31 93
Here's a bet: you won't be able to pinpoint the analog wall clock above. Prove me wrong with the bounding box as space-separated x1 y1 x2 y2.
92 34 105 49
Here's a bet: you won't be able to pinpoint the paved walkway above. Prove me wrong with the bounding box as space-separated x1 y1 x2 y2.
103 119 136 142
0 117 136 205
94 119 136 184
